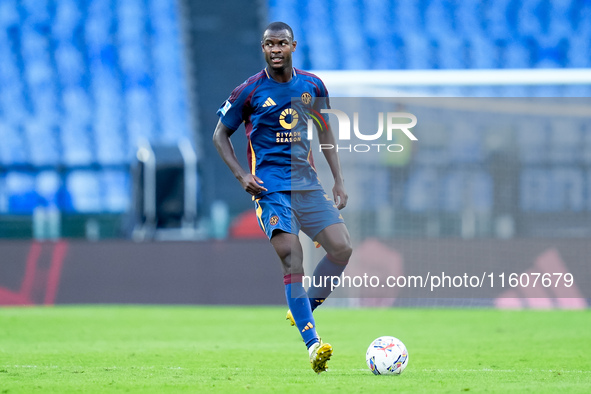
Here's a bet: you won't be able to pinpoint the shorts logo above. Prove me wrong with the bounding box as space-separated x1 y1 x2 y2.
279 108 299 129
269 215 279 226
301 92 312 105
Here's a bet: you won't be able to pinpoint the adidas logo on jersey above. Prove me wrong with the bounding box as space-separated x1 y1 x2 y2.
262 97 276 107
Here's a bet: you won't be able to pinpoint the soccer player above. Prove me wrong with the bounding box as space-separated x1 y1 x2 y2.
213 22 352 374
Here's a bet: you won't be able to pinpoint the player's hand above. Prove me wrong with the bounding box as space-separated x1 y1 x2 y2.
240 174 267 196
332 180 348 210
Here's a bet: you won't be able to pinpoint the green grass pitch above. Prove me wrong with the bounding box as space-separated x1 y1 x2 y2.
0 306 589 393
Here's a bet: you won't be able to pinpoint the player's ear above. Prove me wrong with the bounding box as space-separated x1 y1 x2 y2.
292 40 297 52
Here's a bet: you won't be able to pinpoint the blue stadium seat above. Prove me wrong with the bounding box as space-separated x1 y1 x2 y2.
404 168 440 212
60 120 94 166
583 123 591 165
66 171 102 213
504 41 530 68
0 0 192 215
517 121 549 163
25 121 60 166
424 0 454 39
35 171 62 207
454 1 482 37
361 0 402 69
523 166 584 212
333 0 368 69
441 170 493 213
485 0 515 40
448 122 484 163
101 170 130 213
437 33 469 69
395 0 422 33
0 122 28 165
6 172 40 213
549 120 581 163
267 0 590 72
303 0 339 69
0 0 19 27
549 167 585 212
150 0 192 145
567 32 591 68
520 167 551 212
467 35 498 68
516 0 544 38
404 33 435 69
588 172 591 212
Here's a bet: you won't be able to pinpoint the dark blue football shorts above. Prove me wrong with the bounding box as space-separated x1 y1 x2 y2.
254 190 344 241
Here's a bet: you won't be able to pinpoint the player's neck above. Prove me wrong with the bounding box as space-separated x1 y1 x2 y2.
266 66 293 83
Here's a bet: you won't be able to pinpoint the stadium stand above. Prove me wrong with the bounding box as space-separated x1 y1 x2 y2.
269 0 591 70
0 0 192 218
0 0 590 239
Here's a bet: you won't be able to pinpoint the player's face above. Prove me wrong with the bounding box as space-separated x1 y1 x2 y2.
261 29 296 70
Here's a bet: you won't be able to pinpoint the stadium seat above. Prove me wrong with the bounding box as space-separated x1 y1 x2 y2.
441 170 493 213
60 121 94 166
520 167 551 212
549 167 584 211
66 171 102 213
0 122 28 165
267 0 589 73
448 122 484 163
549 120 581 164
404 168 439 212
0 0 191 216
101 170 130 213
25 120 60 166
6 172 40 213
517 121 549 164
583 124 591 164
333 0 368 69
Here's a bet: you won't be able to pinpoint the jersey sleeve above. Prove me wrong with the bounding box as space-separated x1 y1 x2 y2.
216 82 251 131
313 77 331 124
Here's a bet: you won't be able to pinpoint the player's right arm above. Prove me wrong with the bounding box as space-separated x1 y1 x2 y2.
212 120 267 196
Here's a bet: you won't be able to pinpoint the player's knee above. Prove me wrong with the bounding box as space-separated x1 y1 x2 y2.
279 253 304 276
330 241 353 265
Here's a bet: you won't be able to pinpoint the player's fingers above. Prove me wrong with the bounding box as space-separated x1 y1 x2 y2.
254 175 264 184
246 182 267 195
337 193 348 209
245 185 255 195
334 193 343 210
255 183 268 192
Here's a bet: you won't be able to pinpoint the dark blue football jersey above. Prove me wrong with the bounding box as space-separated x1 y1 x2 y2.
217 68 330 196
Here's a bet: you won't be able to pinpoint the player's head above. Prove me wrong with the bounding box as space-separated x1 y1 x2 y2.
261 21 297 71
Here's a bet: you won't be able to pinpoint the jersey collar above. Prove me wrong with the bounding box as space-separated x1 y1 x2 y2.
264 67 297 82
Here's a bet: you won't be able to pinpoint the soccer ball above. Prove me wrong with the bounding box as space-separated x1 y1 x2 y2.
366 336 409 375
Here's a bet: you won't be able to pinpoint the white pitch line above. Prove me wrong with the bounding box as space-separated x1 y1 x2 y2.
352 368 590 373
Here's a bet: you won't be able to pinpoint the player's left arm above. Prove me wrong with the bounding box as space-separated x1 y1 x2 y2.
317 122 347 210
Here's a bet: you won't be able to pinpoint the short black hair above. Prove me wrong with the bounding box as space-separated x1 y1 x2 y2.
263 21 294 42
